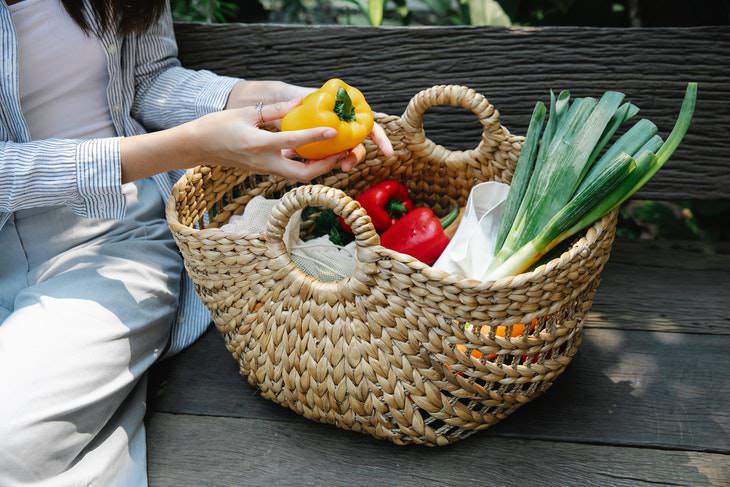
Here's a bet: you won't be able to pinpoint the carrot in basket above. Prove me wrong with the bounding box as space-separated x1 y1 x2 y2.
456 320 538 362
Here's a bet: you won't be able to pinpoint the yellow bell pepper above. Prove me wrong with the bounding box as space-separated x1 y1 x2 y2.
281 79 374 160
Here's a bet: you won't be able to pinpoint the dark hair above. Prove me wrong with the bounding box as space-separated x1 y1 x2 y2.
61 0 167 36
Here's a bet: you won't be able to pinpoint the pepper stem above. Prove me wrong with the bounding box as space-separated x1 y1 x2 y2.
334 87 356 122
440 208 459 229
385 198 408 219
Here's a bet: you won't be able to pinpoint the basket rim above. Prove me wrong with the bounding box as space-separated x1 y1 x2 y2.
165 167 617 293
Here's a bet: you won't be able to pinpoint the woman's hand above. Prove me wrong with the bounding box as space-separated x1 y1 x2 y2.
225 80 311 108
191 99 348 182
226 80 394 168
120 99 347 184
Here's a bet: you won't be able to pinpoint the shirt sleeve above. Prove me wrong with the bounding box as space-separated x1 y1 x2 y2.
130 5 240 131
0 137 125 219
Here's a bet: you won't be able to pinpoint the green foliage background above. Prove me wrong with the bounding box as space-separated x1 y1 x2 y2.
171 0 730 241
171 0 730 26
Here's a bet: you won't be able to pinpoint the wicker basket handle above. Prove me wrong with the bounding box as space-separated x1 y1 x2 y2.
400 85 502 167
265 184 380 295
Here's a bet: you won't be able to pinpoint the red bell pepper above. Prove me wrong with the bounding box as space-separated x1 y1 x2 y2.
380 208 459 265
341 180 413 234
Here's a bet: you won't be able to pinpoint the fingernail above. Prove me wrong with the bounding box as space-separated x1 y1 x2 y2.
322 128 337 138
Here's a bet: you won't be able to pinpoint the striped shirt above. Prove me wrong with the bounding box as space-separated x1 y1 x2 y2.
0 1 240 356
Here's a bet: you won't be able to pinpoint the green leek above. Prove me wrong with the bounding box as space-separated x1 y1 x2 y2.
487 153 636 280
577 118 657 193
494 102 546 253
494 92 624 266
487 82 697 280
584 102 639 175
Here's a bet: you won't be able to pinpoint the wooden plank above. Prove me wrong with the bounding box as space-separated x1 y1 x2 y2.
490 327 730 452
174 24 730 200
148 316 730 452
588 239 730 335
146 412 730 487
607 239 730 271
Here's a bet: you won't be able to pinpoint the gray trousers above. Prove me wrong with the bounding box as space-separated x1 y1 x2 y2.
0 179 182 486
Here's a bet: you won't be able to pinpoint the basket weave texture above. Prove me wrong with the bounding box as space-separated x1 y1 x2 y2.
166 85 617 446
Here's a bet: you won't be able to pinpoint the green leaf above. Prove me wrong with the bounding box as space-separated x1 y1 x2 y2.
368 0 385 25
625 201 703 240
422 0 452 16
341 0 371 18
329 224 354 246
311 208 338 236
468 0 512 26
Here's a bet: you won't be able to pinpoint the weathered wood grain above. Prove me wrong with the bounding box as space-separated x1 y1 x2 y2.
608 239 730 271
174 24 730 200
149 303 730 452
146 412 730 487
489 327 730 452
588 239 730 334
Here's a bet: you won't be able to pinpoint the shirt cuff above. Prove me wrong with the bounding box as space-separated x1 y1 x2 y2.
75 137 126 220
194 73 240 119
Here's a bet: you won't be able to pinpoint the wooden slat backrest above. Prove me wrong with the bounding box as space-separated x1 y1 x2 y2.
174 24 730 200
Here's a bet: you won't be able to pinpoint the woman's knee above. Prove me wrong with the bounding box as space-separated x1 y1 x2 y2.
0 301 154 482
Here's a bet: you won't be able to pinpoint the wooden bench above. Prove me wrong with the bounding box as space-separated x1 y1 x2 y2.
146 24 730 486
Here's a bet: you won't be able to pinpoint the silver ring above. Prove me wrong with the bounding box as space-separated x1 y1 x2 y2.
255 102 265 126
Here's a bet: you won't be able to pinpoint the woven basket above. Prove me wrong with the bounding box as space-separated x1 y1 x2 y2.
166 85 617 446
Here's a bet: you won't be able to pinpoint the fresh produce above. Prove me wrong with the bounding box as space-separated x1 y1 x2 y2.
313 179 459 265
281 78 374 160
455 320 540 362
486 83 697 280
306 206 354 246
443 207 465 239
341 180 414 234
380 208 459 265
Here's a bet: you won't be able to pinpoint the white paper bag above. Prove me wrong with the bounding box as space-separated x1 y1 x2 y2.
221 196 356 282
433 181 510 280
221 196 300 249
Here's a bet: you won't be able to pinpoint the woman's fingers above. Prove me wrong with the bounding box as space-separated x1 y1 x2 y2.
340 144 367 172
370 123 394 157
272 154 340 183
256 98 302 124
352 144 367 162
282 149 347 163
280 144 365 174
339 152 358 172
266 127 336 149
